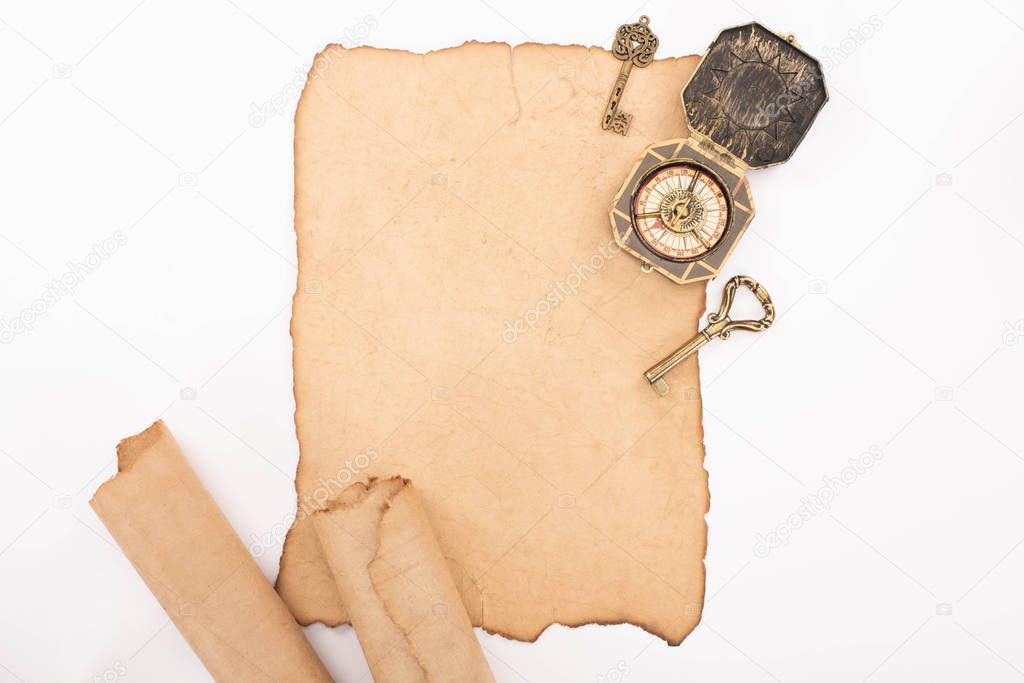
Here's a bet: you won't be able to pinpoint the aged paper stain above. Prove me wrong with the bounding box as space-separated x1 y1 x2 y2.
279 41 710 645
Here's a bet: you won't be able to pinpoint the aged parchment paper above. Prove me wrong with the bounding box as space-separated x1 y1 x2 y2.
313 478 495 683
91 422 332 683
279 41 710 645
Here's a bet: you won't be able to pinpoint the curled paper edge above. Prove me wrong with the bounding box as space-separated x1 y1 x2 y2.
313 477 495 683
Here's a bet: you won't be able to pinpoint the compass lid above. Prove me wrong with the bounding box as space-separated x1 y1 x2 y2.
682 23 827 169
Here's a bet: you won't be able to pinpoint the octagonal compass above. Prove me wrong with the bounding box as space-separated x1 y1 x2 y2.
610 23 827 284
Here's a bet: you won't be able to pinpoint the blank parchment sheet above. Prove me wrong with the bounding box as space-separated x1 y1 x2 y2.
1 1 1023 682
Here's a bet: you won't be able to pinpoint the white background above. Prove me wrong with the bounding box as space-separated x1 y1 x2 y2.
1 0 1022 681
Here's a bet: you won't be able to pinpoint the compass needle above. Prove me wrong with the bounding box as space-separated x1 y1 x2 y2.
687 171 699 192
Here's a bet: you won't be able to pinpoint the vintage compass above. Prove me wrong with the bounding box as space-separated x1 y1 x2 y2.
610 23 828 284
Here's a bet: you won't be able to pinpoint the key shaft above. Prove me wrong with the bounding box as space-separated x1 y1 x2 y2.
602 61 635 131
644 319 727 395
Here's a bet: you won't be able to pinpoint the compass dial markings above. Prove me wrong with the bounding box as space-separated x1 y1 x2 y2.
632 162 730 261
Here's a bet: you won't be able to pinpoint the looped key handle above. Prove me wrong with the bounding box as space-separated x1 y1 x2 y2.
644 275 775 396
706 275 775 339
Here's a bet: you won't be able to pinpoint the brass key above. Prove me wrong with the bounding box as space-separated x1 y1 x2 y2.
602 16 658 135
644 276 775 396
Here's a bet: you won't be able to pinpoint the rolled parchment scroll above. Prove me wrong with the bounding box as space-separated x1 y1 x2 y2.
91 421 332 683
313 477 495 683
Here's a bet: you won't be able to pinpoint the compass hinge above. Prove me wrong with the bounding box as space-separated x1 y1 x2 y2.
694 136 740 169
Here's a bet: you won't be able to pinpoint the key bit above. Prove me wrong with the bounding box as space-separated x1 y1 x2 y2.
602 15 659 135
644 275 775 396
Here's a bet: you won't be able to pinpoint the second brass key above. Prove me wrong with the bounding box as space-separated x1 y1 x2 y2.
645 275 775 396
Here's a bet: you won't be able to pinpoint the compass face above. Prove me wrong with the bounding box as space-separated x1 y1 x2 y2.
631 162 730 262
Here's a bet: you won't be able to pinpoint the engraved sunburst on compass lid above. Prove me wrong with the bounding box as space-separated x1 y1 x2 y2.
682 22 828 169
